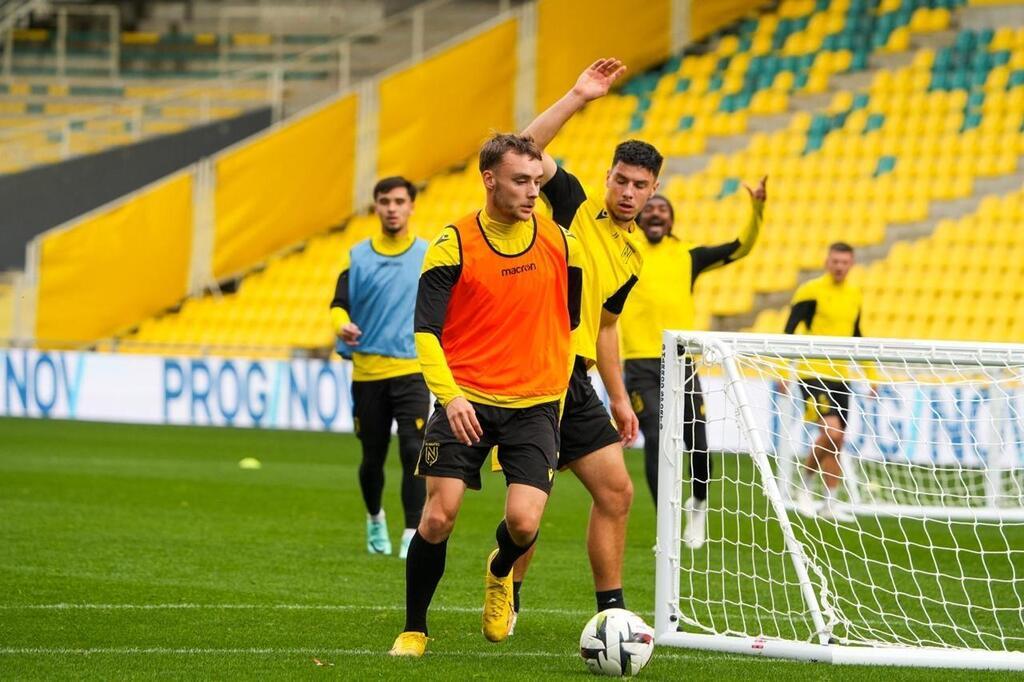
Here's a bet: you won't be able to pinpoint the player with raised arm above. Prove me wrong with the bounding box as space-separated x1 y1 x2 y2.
622 187 766 549
783 242 868 522
510 58 655 626
330 176 429 559
388 134 583 657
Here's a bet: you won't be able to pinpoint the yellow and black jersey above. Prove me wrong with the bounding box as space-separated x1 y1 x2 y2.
542 166 644 364
414 209 584 408
619 198 763 360
785 273 864 379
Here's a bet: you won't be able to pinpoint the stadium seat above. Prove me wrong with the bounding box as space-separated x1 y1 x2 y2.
118 0 1024 355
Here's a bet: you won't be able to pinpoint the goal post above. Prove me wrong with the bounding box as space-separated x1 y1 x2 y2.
654 331 1024 670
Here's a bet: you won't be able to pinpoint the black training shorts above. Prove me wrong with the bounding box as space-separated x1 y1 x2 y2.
798 377 852 428
416 399 560 493
557 356 621 468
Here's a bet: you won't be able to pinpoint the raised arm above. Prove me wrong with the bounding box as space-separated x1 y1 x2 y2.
522 58 626 183
689 177 767 283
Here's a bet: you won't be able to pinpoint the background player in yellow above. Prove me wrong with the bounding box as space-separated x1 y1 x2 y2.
389 134 583 657
621 185 766 550
782 242 869 522
510 58 658 625
330 177 429 559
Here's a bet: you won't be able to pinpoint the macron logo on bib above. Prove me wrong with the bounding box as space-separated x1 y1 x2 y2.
501 262 538 277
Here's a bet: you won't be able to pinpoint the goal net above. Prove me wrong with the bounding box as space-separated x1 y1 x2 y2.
654 332 1024 670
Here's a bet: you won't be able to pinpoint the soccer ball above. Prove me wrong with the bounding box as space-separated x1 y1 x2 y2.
579 608 655 677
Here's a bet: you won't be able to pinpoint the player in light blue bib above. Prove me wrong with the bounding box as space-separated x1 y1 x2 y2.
331 177 429 559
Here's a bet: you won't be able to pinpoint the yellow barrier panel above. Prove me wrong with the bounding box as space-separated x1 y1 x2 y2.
36 172 193 346
378 19 517 183
691 0 773 42
536 0 670 112
213 94 357 279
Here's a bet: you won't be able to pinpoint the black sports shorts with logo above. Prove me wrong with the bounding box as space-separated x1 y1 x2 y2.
351 373 430 449
557 356 622 468
416 399 560 494
798 377 852 428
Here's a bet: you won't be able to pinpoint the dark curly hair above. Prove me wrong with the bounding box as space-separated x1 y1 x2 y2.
612 139 663 177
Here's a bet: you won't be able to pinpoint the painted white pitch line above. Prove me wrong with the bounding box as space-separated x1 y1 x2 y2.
0 647 559 657
0 646 758 662
1 603 897 627
0 603 595 616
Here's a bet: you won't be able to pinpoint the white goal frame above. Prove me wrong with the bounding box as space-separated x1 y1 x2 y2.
654 331 1024 671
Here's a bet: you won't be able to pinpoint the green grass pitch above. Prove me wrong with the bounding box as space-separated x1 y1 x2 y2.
0 417 1016 680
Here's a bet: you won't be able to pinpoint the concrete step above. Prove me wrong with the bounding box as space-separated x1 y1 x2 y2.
664 29 960 178
661 23 981 332
717 159 1024 332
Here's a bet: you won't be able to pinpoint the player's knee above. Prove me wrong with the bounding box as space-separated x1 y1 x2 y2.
505 511 541 545
418 505 456 542
596 474 633 516
823 424 845 451
398 438 421 465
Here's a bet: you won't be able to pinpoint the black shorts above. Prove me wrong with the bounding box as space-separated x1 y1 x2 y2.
558 356 622 468
416 400 560 493
351 373 430 449
624 357 707 453
798 377 851 428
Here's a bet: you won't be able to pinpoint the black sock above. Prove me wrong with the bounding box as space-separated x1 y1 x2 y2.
404 531 448 635
513 581 522 613
691 450 711 503
596 588 625 612
643 435 658 509
489 520 536 578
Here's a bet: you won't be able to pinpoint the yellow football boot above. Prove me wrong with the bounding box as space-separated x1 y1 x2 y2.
481 548 514 642
389 631 428 657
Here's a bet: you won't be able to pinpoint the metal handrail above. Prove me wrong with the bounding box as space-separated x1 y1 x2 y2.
0 0 46 36
0 0 459 140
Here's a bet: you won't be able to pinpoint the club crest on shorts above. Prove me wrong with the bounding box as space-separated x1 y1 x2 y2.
423 442 440 465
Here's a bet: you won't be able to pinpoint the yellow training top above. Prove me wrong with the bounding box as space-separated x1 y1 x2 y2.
620 197 763 359
541 166 644 363
785 273 865 380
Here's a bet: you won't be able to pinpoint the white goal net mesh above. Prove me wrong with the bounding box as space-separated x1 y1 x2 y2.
656 332 1024 665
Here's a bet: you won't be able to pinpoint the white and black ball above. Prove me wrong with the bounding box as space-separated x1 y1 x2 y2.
579 608 655 677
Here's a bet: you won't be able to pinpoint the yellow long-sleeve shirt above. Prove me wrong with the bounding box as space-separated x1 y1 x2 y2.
619 197 764 359
784 273 868 380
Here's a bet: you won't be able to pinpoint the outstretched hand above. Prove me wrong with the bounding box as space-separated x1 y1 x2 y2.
743 175 768 202
572 58 627 103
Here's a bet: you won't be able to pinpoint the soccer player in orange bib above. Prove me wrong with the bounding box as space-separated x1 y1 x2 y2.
389 134 583 657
